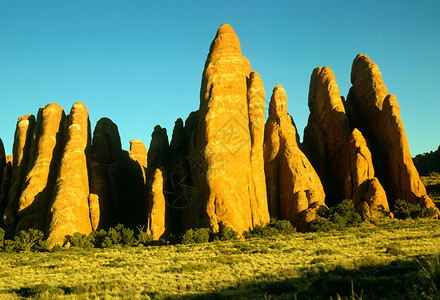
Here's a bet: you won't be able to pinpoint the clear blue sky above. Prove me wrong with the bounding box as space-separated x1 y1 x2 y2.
1 1 439 156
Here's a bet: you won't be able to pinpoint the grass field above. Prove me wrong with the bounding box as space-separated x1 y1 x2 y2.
0 217 439 299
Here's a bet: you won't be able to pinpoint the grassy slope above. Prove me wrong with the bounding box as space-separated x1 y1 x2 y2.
0 218 439 299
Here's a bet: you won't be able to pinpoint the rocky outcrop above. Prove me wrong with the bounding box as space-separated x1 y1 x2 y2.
46 102 93 247
264 85 327 230
88 118 147 230
303 66 390 217
16 104 65 233
346 54 437 211
2 115 36 236
146 125 170 240
0 156 12 218
188 24 270 234
88 118 122 229
247 72 270 226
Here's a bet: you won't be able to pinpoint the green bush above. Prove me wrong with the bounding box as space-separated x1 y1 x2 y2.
310 199 362 232
89 224 137 248
136 225 153 245
243 219 296 238
309 217 334 232
393 199 438 219
13 228 44 252
0 228 4 247
181 228 211 244
51 244 63 252
67 232 94 249
212 227 239 241
3 239 16 253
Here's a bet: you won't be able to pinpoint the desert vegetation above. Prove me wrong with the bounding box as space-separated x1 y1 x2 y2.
0 195 439 299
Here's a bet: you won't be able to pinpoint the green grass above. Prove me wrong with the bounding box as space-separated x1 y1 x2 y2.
421 174 440 205
0 218 439 299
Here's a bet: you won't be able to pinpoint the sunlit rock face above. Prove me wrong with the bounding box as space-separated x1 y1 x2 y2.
303 66 391 218
188 24 270 234
16 103 65 234
2 115 36 237
46 102 92 247
346 54 437 213
264 85 327 231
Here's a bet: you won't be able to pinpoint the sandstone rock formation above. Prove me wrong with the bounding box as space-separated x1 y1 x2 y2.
146 125 170 240
346 54 437 211
88 118 123 229
2 115 36 236
0 155 12 218
264 85 327 230
46 102 93 247
247 71 270 226
188 24 269 234
303 66 390 217
88 118 147 230
16 104 65 233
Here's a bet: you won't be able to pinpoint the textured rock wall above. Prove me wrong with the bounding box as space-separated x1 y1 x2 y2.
16 104 65 233
303 66 390 217
264 85 327 230
346 54 436 211
46 102 93 247
2 115 36 237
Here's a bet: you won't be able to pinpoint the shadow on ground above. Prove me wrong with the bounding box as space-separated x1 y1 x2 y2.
167 255 439 300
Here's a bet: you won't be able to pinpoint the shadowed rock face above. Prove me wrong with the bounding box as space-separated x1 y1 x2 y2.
2 115 36 236
46 102 92 247
303 66 390 217
146 125 170 240
88 118 147 230
346 54 437 212
0 156 13 218
188 24 270 234
0 139 5 191
88 118 122 229
16 104 65 233
264 85 327 231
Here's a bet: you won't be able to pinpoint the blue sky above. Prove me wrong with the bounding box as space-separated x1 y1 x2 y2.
1 1 439 156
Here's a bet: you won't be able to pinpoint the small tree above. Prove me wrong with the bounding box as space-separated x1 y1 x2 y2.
14 228 44 253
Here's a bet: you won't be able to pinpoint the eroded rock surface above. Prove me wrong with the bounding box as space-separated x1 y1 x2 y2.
188 24 269 233
303 66 390 217
46 102 92 247
2 115 36 236
16 104 65 233
347 54 436 211
146 125 170 240
264 85 327 230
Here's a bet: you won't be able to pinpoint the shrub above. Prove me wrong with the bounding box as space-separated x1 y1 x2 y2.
309 217 334 232
181 228 211 244
212 227 239 241
51 244 63 252
137 225 153 245
89 225 137 248
3 239 16 253
67 232 94 249
243 219 296 238
393 199 438 219
0 228 4 247
310 199 362 232
13 228 44 252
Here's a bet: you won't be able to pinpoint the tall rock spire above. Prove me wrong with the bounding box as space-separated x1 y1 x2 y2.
16 104 65 233
188 24 269 233
264 85 327 230
303 66 390 217
2 115 36 236
46 102 92 247
346 54 437 212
